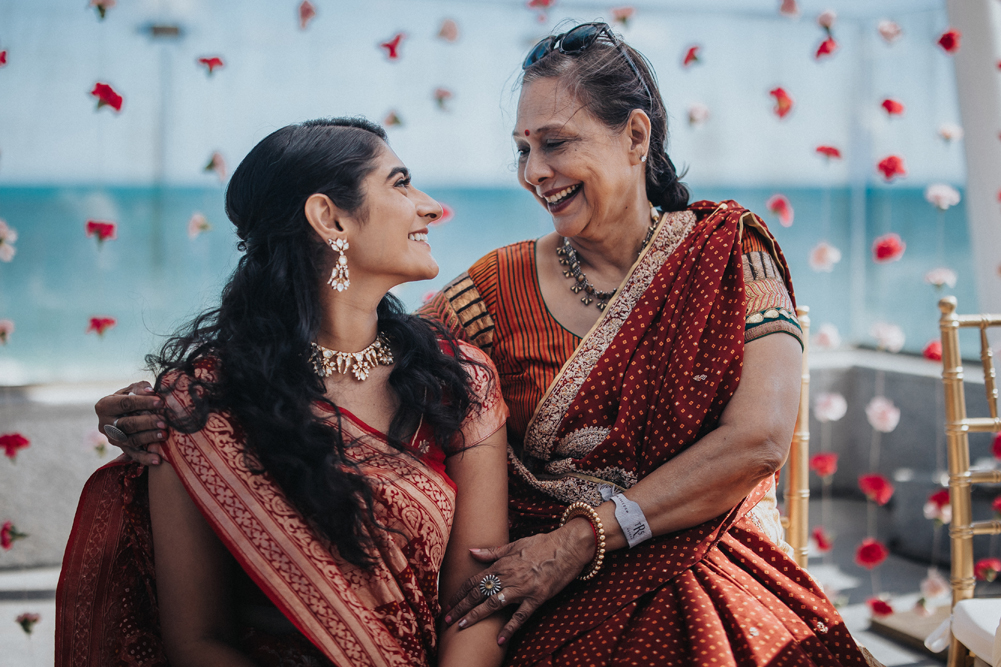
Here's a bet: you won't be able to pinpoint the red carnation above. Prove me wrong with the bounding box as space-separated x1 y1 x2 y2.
769 87 794 119
881 98 905 116
16 613 40 635
379 32 405 60
877 155 907 181
85 220 117 245
975 557 1001 582
927 489 950 510
815 37 838 60
1 521 27 550
0 50 7 67
923 340 942 361
992 432 1001 459
197 56 224 75
683 45 700 68
867 598 894 617
859 473 894 505
87 316 117 336
809 452 839 478
872 233 905 263
812 526 833 552
90 82 123 112
766 194 794 227
855 537 889 569
0 433 30 461
992 495 1001 516
816 145 842 160
937 29 961 54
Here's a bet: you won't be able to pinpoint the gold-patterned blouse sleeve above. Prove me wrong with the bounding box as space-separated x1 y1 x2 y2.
741 227 802 347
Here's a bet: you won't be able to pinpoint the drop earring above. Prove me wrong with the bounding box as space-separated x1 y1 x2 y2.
327 238 350 291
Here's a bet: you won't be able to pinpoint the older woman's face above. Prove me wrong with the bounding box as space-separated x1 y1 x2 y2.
513 76 642 239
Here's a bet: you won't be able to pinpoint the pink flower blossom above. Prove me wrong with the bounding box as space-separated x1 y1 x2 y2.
859 473 895 505
920 568 950 600
766 194 794 227
817 10 836 30
815 393 847 423
923 488 950 523
872 233 905 263
938 123 963 142
384 110 403 128
204 152 227 182
687 103 710 126
877 20 902 44
925 184 961 211
187 212 211 239
0 319 13 345
865 396 900 433
1 521 27 550
0 218 18 262
438 19 459 42
779 0 799 18
611 7 635 28
925 267 957 289
16 612 40 635
0 433 30 461
434 87 453 111
870 322 905 352
855 538 889 569
813 323 841 351
90 0 115 20
86 429 109 457
809 241 841 272
298 1 316 29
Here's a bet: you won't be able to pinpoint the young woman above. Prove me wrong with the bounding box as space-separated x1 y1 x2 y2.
57 118 510 667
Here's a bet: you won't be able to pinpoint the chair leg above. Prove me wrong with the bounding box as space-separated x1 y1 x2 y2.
947 636 973 667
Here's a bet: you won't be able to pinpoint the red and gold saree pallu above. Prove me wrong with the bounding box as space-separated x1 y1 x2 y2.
56 341 508 667
505 201 874 667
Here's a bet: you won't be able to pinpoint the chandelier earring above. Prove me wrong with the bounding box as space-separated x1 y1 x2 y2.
327 237 350 292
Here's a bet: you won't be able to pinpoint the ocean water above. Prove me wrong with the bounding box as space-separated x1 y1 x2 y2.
0 185 976 385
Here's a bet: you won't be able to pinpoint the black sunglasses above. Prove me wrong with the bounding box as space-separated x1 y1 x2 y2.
522 22 653 102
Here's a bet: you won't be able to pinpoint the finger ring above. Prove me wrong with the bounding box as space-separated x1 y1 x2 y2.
478 574 502 597
497 591 506 605
104 420 128 443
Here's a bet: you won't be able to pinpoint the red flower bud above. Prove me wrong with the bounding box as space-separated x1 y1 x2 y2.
859 473 894 505
0 433 30 461
923 340 942 361
855 538 889 569
867 598 894 617
872 233 906 263
90 82 123 112
769 87 794 119
809 453 839 478
937 29 961 54
975 557 1001 582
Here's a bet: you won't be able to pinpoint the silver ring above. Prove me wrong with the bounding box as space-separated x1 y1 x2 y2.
104 423 128 443
496 591 506 605
478 574 502 598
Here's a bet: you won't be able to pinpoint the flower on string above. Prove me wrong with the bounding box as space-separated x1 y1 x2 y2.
383 110 403 128
920 568 950 600
855 538 889 569
815 37 837 60
811 526 833 552
90 0 115 20
815 393 847 423
1 521 27 550
993 495 1001 517
859 473 895 505
872 233 906 263
866 396 901 433
0 50 7 67
527 0 556 8
769 87 794 119
779 0 799 18
925 267 957 289
187 212 211 239
809 242 841 272
877 20 902 44
766 194 794 227
870 322 905 352
682 45 700 68
0 218 18 262
938 123 964 142
438 19 459 42
923 488 951 524
813 323 841 350
937 29 961 54
975 557 1001 582
16 612 40 635
0 320 13 345
993 433 1001 459
687 103 710 126
809 452 839 478
87 316 117 337
0 433 30 461
298 1 316 29
197 56 224 76
817 10 836 31
430 203 453 227
923 340 943 362
85 220 117 246
881 98 905 116
86 430 109 457
925 184 961 211
421 290 437 305
612 7 635 28
433 87 453 111
90 82 123 112
816 145 842 160
204 152 227 182
867 598 894 617
876 155 906 181
379 33 405 60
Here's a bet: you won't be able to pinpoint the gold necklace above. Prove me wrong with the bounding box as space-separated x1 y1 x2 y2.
556 203 661 311
310 333 394 381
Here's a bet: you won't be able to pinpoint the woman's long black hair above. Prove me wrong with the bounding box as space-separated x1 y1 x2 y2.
148 117 479 568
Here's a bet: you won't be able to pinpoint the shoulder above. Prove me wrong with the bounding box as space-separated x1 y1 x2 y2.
467 239 536 287
157 358 220 419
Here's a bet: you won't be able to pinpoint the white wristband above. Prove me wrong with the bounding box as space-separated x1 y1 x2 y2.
611 493 652 548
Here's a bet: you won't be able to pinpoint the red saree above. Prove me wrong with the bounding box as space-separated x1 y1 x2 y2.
56 341 507 667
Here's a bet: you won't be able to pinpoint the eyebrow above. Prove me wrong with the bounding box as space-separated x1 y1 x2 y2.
386 166 410 181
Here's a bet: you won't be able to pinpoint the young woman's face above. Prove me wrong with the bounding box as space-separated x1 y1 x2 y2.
513 77 642 239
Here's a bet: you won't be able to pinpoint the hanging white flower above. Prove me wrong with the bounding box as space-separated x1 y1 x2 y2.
937 122 964 142
870 321 905 353
809 241 842 272
687 103 710 126
815 392 848 422
813 323 841 351
924 267 957 289
877 20 902 43
924 184 961 211
866 396 901 433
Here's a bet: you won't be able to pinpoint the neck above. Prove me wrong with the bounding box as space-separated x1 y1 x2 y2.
570 197 654 275
315 279 387 352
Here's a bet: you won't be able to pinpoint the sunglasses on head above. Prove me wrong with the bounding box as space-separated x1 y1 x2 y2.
522 22 653 102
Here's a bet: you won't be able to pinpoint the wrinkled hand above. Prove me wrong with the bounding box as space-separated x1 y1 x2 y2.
442 520 593 645
95 381 167 466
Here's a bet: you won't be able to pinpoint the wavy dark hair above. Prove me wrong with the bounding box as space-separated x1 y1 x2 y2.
148 117 479 568
521 26 690 212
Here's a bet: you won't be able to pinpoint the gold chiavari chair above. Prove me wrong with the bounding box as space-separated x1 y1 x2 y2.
938 296 1001 667
781 306 811 569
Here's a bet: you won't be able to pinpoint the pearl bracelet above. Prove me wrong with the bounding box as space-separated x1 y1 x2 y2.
559 501 606 581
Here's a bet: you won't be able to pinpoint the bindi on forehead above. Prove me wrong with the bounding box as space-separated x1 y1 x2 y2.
525 130 530 136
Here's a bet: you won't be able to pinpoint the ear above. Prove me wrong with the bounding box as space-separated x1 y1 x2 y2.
625 109 652 165
304 193 350 241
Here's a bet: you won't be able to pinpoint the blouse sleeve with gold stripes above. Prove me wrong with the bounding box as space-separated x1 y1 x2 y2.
741 227 803 348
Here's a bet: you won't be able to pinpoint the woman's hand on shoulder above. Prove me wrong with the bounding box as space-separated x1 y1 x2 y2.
95 381 167 466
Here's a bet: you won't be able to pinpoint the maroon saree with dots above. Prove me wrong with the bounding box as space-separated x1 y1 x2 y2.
496 202 875 667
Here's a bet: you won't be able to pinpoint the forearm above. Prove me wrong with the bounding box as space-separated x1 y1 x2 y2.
439 615 507 667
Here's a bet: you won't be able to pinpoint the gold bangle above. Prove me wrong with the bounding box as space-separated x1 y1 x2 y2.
559 501 606 581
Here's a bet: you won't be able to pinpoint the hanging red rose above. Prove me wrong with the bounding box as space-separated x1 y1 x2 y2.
16 613 40 635
298 1 316 29
867 598 894 617
87 316 117 336
877 155 907 181
809 452 839 478
975 557 1001 582
90 82 123 112
923 340 942 361
937 29 961 54
682 45 700 67
855 537 889 569
197 56 224 75
992 432 1001 459
812 526 833 552
1 521 27 550
769 87 794 119
433 87 453 111
881 99 905 116
815 37 838 60
766 194 794 227
379 33 405 60
923 489 951 524
85 220 117 245
859 473 895 505
0 50 7 67
816 145 842 160
0 433 30 461
383 111 403 127
993 495 1001 517
872 233 906 263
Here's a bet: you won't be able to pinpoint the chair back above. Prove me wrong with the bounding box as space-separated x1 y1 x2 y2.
782 306 811 568
938 296 1001 667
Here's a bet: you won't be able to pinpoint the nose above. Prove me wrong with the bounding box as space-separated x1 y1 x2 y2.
415 188 443 221
522 150 552 190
